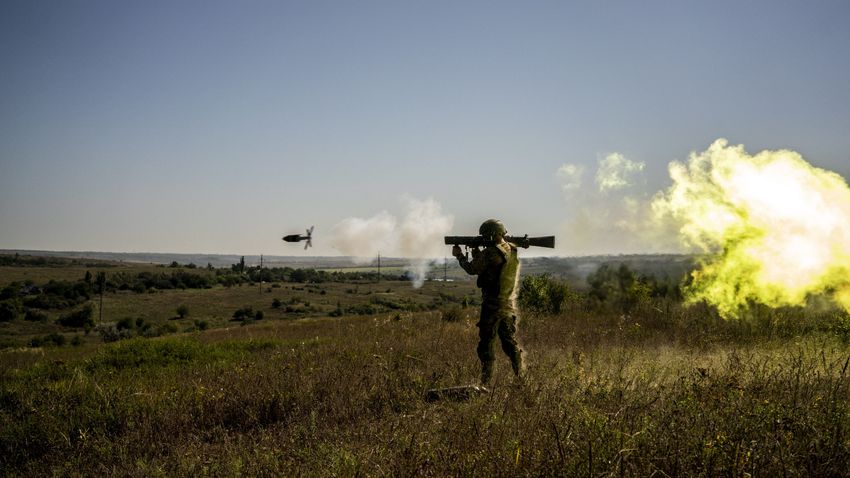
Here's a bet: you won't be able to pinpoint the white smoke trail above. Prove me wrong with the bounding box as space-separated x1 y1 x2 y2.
398 197 455 287
329 212 396 263
330 197 454 287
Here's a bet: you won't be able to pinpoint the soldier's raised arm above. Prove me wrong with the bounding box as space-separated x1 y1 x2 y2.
455 246 503 276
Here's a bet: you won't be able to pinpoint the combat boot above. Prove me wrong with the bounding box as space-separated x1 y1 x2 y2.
480 361 494 386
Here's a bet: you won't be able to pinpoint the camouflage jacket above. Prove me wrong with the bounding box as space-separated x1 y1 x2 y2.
457 240 520 312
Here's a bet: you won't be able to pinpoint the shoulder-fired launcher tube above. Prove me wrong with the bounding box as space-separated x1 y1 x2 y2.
444 235 555 249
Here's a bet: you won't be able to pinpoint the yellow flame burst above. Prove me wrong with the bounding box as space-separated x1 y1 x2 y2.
652 139 850 317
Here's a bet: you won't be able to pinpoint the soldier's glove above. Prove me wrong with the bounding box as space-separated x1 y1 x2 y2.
451 245 463 258
470 247 482 259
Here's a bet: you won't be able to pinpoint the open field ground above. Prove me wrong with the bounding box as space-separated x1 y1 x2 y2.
2 255 850 476
3 309 849 476
0 256 478 349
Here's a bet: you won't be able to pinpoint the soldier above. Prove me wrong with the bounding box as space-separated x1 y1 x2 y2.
452 219 524 386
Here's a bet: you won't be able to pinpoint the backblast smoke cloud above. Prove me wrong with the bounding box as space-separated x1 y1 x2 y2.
652 139 850 317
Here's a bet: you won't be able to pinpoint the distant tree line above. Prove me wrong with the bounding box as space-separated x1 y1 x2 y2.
0 253 114 268
224 260 406 286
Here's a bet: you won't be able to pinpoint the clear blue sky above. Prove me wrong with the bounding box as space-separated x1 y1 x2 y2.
2 1 849 256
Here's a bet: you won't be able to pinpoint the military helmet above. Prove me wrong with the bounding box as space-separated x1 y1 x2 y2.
479 219 507 239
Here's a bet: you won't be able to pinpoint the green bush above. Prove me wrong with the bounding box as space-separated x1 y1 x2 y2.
0 283 19 300
346 304 378 315
833 311 850 343
96 323 134 342
587 263 653 313
24 308 49 322
56 303 95 328
232 306 255 321
45 333 66 346
28 333 66 347
371 296 404 310
0 299 22 322
176 304 190 318
518 274 576 315
440 305 464 322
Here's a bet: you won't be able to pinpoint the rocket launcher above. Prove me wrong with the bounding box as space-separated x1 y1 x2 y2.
444 234 555 249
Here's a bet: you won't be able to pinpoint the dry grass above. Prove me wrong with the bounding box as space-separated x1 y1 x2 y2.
2 304 849 476
0 269 478 347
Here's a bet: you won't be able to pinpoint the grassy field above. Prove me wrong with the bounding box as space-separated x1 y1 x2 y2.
0 259 479 348
2 259 850 476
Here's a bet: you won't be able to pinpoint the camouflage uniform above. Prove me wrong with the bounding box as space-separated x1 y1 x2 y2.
456 236 523 385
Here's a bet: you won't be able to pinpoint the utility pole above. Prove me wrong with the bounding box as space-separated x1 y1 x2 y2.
96 272 106 324
377 252 381 282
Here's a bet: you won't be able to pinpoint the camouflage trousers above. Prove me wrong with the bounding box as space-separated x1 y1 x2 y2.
477 305 523 384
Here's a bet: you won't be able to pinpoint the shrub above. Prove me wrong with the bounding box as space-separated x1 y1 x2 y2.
441 305 464 322
518 274 576 315
220 275 242 288
0 283 18 300
833 312 850 343
45 333 66 346
346 304 378 315
39 279 92 307
24 309 49 322
370 296 404 310
328 301 344 317
176 304 190 319
57 303 95 328
0 299 22 322
272 298 282 309
232 306 255 321
29 332 67 347
587 263 653 313
96 323 135 342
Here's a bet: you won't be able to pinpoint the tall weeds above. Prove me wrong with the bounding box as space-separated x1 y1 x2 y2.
2 307 849 476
